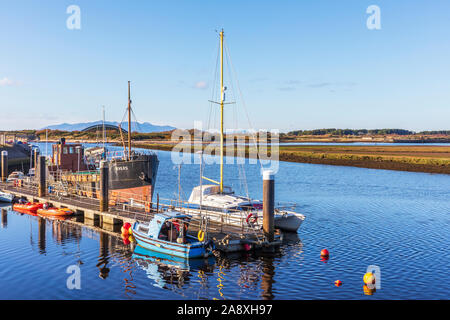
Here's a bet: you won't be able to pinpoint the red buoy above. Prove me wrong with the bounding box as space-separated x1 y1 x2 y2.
334 280 342 287
320 249 329 257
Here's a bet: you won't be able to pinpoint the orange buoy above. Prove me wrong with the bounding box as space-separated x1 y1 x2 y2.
334 280 342 287
320 249 329 257
121 222 132 236
363 272 376 285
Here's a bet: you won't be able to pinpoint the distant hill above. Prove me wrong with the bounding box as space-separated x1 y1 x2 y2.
43 121 176 133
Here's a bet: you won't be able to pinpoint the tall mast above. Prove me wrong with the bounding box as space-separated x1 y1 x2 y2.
219 29 224 193
102 105 106 151
127 81 132 160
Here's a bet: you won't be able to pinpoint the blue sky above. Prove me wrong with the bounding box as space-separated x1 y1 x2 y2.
1 0 449 132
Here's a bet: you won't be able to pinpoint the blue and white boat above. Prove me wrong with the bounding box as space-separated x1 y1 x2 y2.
0 191 14 203
132 210 215 259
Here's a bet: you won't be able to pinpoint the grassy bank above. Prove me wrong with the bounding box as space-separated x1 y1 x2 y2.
130 142 450 174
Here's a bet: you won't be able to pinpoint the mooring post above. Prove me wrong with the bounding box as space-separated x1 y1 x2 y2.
99 160 109 212
38 155 46 197
1 151 8 182
263 170 275 242
34 149 40 169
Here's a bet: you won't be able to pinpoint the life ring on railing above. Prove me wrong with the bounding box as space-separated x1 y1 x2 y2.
246 213 258 226
197 230 205 242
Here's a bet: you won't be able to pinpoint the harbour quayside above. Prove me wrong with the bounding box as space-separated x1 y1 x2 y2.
171 29 305 232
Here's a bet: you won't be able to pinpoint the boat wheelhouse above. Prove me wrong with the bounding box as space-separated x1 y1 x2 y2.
132 210 214 259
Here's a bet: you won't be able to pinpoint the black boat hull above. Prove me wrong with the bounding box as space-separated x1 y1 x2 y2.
108 154 159 201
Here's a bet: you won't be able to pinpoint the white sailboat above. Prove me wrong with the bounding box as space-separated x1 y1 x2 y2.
184 29 305 232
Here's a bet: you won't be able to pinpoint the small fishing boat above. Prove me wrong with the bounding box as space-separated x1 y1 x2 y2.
0 191 14 203
37 207 74 217
132 210 215 259
13 202 44 214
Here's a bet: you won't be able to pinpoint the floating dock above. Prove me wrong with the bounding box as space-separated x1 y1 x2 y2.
0 181 281 254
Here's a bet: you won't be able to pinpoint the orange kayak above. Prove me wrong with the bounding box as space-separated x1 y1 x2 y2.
37 207 74 217
13 203 44 213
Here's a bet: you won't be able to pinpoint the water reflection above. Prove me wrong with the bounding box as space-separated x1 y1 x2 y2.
132 234 299 300
38 217 46 254
51 219 82 244
6 204 300 300
1 208 7 228
133 245 215 292
260 256 275 300
97 232 110 279
363 285 376 296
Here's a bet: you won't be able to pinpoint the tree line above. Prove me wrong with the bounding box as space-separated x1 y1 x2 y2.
286 129 450 136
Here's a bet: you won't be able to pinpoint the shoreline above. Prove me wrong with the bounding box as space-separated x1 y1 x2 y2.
29 140 450 174
129 142 450 175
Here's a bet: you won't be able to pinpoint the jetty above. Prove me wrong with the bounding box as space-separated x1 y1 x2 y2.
0 154 282 254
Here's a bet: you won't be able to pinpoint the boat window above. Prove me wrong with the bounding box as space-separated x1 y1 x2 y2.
223 186 233 194
158 219 187 243
63 147 68 154
70 147 74 154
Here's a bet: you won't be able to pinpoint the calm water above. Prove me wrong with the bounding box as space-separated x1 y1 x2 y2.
0 143 449 300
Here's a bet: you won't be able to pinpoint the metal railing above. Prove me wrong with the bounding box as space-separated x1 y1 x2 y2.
2 176 268 243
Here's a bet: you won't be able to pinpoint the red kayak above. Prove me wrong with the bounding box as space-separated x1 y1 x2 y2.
13 203 44 214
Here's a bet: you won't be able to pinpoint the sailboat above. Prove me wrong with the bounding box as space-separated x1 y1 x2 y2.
184 30 305 232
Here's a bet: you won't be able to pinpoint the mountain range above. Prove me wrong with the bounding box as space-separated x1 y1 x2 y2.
43 121 176 133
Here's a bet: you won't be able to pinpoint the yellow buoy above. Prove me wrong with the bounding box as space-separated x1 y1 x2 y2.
198 230 205 242
363 272 376 285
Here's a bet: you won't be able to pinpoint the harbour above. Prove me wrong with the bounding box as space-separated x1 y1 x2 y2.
1 147 449 299
1 1 450 305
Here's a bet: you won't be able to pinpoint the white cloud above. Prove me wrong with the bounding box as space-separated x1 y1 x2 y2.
0 77 21 87
194 81 208 90
0 77 13 86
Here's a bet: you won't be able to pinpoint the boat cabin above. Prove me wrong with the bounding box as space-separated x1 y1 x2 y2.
48 138 90 172
187 185 262 211
136 210 191 244
7 171 25 181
